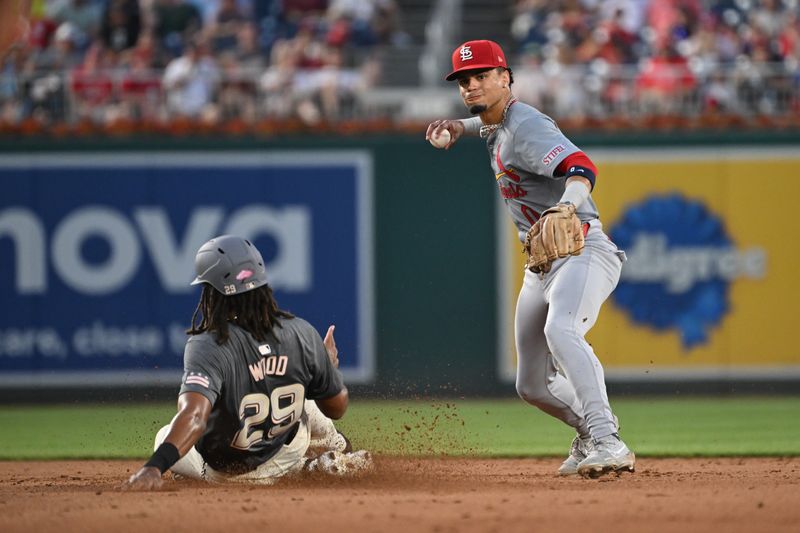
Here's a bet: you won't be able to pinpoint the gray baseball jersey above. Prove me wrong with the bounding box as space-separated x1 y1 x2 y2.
469 99 624 444
179 319 344 474
486 101 599 242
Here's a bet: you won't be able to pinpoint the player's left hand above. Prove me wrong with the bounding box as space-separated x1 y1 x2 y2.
525 203 584 273
324 325 339 368
120 466 164 491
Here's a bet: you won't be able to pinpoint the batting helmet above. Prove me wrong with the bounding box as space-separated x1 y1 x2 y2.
191 235 268 295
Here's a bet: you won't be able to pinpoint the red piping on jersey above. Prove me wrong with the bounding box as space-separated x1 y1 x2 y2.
495 143 522 182
556 151 597 189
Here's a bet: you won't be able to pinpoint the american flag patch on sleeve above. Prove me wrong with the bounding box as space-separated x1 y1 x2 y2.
185 372 210 388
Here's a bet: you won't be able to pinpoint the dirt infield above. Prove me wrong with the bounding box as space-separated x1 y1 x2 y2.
1 457 798 533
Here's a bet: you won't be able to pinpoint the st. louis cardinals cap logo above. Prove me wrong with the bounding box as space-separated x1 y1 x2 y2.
446 40 507 81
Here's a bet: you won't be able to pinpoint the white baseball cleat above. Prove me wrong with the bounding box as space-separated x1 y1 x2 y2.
557 435 592 476
308 430 352 455
559 415 620 476
305 449 373 475
576 434 635 479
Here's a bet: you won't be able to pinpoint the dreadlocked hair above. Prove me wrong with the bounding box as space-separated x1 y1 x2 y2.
187 284 294 345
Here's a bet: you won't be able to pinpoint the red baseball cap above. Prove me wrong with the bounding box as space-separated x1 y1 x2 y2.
445 40 508 81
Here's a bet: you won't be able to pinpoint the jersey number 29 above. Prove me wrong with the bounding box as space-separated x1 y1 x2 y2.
230 384 305 450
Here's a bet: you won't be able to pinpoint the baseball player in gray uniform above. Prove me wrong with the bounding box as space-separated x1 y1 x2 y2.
124 235 370 490
426 40 635 478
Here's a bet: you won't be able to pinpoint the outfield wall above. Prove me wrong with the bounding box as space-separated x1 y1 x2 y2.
1 134 799 397
498 147 800 384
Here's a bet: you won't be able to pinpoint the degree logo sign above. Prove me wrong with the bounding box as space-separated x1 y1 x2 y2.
609 194 766 348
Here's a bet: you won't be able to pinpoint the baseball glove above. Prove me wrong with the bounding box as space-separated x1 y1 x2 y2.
524 203 585 273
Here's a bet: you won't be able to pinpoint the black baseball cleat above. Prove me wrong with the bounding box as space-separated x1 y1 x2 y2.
338 431 353 453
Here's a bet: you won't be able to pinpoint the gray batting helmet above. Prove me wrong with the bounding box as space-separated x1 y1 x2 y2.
191 235 268 295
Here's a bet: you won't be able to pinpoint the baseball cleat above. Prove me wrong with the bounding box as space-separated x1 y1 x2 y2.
305 450 373 475
309 430 351 454
576 434 635 479
557 435 592 476
339 431 353 454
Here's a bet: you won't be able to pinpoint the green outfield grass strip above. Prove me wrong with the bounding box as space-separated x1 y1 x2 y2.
0 397 798 460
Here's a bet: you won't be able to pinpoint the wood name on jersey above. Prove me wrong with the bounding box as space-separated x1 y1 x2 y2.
248 355 289 381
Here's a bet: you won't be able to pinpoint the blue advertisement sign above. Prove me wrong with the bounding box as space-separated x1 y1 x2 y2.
0 152 374 386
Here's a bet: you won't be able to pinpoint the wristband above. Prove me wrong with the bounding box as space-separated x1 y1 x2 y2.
144 442 180 474
565 165 596 189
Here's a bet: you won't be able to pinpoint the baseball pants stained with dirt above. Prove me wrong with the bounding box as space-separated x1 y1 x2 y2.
514 221 625 441
153 400 342 484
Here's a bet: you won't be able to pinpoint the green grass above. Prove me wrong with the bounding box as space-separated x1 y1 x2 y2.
0 397 798 460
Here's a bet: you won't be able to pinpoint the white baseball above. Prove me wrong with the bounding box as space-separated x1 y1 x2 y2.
429 128 451 149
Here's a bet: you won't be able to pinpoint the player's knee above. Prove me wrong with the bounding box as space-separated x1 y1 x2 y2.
515 381 549 405
543 318 580 353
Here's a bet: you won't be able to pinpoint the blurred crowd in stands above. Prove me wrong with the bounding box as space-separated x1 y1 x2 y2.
511 0 800 129
2 0 800 136
1 0 407 134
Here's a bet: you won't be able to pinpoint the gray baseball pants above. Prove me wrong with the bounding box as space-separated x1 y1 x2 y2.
514 221 624 441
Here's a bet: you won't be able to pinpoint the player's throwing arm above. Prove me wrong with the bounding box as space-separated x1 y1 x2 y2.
426 39 635 480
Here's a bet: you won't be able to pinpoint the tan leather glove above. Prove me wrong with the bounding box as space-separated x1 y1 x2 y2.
524 203 585 273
